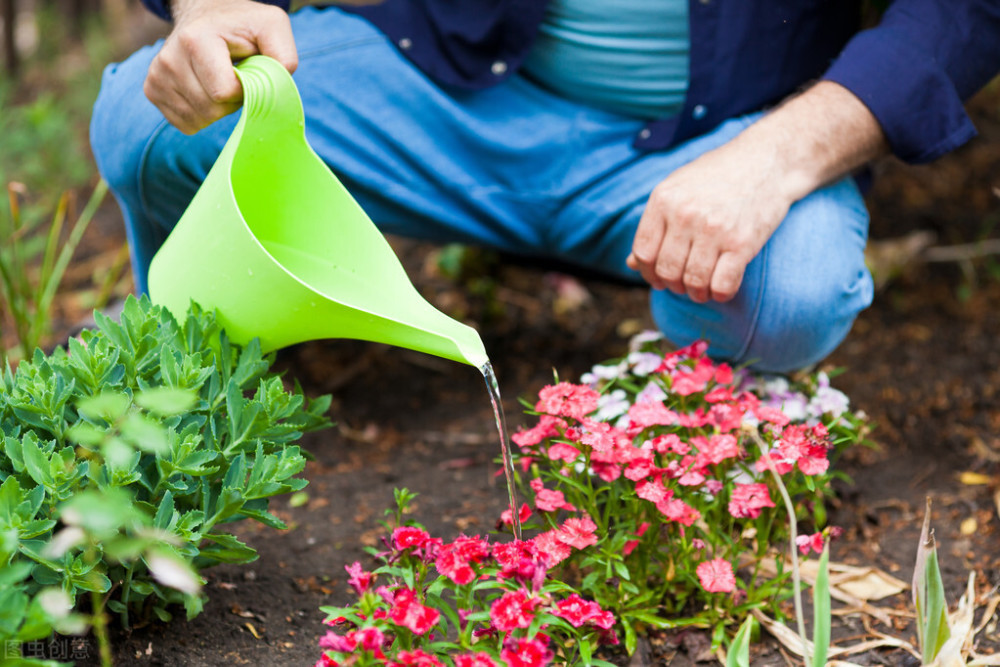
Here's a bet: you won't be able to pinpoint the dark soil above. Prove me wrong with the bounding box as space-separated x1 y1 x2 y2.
60 88 1000 666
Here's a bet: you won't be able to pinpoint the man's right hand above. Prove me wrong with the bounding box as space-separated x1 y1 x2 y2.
144 0 298 134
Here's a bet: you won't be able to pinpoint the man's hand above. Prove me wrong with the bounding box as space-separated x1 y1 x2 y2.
144 0 298 134
627 81 888 303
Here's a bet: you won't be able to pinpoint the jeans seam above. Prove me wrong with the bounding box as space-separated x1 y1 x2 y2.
733 241 769 364
297 35 387 61
136 118 173 232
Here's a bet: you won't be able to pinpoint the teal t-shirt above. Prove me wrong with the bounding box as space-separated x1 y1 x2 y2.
522 0 690 120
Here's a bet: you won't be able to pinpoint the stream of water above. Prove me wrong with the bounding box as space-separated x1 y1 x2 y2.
480 361 522 541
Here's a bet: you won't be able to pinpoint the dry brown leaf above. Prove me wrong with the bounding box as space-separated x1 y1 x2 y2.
959 471 996 486
751 609 917 660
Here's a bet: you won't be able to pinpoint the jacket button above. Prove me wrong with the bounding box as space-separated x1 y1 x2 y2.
638 128 652 140
692 104 707 120
398 37 413 50
491 60 508 76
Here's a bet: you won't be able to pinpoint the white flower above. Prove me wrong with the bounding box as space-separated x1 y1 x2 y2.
148 552 202 595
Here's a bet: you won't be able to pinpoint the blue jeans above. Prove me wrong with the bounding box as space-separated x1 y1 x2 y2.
90 7 873 373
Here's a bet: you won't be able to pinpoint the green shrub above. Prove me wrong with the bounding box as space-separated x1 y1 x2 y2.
0 296 331 662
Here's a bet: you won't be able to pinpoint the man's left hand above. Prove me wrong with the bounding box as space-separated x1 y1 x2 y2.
626 139 792 303
626 81 888 304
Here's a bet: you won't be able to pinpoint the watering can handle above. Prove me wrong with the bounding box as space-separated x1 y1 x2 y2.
233 56 306 130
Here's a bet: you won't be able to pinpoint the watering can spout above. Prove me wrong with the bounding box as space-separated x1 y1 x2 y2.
147 56 488 369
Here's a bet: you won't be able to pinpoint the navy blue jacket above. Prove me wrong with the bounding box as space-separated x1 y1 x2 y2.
140 0 1000 164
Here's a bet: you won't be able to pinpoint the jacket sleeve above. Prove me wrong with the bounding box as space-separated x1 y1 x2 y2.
822 0 1000 164
139 0 290 22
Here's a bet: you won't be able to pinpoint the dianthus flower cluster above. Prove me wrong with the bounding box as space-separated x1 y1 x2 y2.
317 523 617 666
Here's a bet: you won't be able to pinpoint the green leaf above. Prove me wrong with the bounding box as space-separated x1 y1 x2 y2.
77 391 131 423
20 434 54 488
812 543 831 667
136 387 198 416
623 618 637 656
727 616 754 667
120 412 169 454
198 533 258 564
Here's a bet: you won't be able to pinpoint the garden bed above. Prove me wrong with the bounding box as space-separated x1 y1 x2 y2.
52 90 1000 665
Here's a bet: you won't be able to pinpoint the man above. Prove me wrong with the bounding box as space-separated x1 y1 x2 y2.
90 0 1000 372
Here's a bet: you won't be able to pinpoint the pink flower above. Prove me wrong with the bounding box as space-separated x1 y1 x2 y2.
796 532 826 555
556 516 598 549
535 383 599 421
315 653 339 667
512 415 566 448
697 434 741 466
530 479 576 512
545 441 582 463
532 529 572 566
319 630 355 652
388 649 445 666
500 635 554 667
455 653 499 667
389 589 440 635
553 594 615 629
728 483 776 519
636 478 670 504
671 357 716 396
626 401 679 429
656 497 700 526
500 503 533 527
436 550 476 585
393 526 430 551
579 419 629 452
490 589 539 632
754 405 791 427
697 558 736 593
344 561 373 595
352 626 386 651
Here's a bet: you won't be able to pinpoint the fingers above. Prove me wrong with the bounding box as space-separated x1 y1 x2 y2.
255 12 299 74
629 185 752 303
143 2 297 134
709 252 747 303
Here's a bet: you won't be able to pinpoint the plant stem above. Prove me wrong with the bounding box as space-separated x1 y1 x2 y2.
751 430 810 664
90 588 113 667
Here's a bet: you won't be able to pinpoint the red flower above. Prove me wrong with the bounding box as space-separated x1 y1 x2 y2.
623 522 651 556
535 382 599 421
455 653 499 667
490 589 539 632
696 558 736 593
393 526 430 550
435 549 476 585
728 483 776 519
500 635 554 667
390 589 440 635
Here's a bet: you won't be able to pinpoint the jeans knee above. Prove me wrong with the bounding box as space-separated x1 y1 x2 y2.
90 44 163 199
743 268 873 373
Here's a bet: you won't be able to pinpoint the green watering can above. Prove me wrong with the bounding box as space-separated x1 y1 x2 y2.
148 55 488 369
